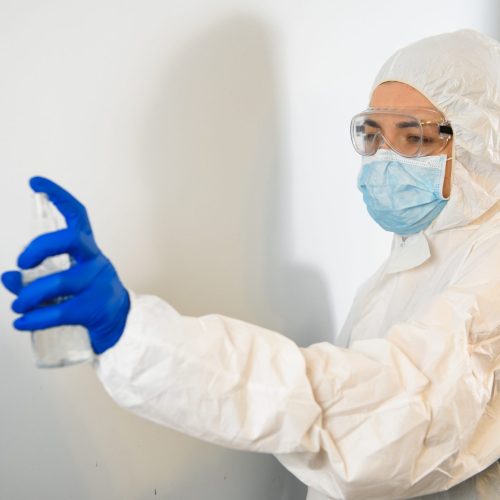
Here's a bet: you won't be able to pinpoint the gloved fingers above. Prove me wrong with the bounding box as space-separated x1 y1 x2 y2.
11 262 98 314
17 229 73 269
30 176 92 234
17 228 100 271
1 271 24 295
13 298 79 331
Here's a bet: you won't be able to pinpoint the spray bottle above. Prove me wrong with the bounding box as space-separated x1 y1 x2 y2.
22 192 94 368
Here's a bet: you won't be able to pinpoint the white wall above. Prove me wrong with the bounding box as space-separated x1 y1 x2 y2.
0 1 498 499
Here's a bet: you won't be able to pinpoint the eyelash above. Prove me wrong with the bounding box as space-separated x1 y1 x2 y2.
407 135 434 144
362 134 434 145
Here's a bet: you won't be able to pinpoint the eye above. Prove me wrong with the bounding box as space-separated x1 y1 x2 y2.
406 135 422 144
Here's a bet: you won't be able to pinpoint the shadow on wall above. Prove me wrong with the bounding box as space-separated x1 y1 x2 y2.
139 14 335 345
133 13 337 500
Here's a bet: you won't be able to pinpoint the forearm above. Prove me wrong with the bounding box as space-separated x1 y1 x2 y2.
94 291 323 454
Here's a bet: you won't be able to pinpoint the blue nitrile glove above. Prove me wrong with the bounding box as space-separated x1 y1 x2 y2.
1 176 130 355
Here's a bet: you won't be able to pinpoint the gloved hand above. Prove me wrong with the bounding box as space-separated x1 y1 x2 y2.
1 176 130 355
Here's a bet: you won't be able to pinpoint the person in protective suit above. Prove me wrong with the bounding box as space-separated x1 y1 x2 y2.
3 29 500 499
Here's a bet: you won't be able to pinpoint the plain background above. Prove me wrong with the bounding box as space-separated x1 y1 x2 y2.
0 1 499 499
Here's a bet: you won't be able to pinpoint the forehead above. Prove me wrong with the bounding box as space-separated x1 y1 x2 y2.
370 81 437 109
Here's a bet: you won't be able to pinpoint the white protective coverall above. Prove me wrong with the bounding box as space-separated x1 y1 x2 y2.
94 30 500 499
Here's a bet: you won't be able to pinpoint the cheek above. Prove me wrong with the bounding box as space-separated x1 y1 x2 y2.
446 139 454 158
443 141 453 198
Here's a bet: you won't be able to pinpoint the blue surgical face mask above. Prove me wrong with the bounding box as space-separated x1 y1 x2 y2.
357 149 450 236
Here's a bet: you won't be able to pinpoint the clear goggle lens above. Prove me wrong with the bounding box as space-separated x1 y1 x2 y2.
350 108 453 157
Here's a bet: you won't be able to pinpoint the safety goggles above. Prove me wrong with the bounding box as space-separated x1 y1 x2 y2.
350 107 453 158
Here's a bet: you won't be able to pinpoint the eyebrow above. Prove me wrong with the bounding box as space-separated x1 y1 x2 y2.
395 120 420 128
362 119 420 129
364 119 380 128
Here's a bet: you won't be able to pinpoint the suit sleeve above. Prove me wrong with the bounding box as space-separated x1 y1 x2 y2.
94 236 500 499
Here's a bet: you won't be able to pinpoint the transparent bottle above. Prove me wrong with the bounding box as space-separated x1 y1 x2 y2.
22 193 94 368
